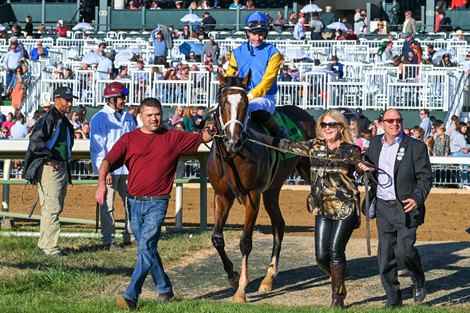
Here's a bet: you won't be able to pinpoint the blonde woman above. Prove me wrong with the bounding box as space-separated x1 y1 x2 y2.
250 109 361 308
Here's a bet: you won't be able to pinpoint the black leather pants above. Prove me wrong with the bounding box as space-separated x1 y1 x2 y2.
315 212 358 273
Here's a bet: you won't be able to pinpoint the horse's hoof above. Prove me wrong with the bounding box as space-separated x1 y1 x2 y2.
258 278 273 292
233 293 246 303
228 272 240 289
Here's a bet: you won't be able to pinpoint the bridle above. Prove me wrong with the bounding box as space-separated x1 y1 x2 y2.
215 86 250 147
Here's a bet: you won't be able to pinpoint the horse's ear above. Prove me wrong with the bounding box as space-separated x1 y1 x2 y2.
241 70 251 89
218 71 227 87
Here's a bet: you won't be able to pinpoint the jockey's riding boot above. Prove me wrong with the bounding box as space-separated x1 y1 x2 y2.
330 263 347 309
263 115 289 140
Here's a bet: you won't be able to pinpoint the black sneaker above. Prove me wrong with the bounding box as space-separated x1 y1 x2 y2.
101 243 123 251
116 295 136 310
156 291 174 302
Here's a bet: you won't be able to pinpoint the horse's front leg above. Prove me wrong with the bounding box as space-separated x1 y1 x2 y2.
211 193 240 288
233 190 261 303
258 187 285 292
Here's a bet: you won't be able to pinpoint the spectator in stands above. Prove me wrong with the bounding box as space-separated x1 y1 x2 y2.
182 106 197 132
373 116 384 135
41 100 52 113
450 122 469 156
354 13 367 36
379 41 394 63
26 110 40 133
11 25 21 37
243 0 255 9
438 53 455 67
149 1 160 9
412 126 425 141
171 106 184 126
197 0 211 9
95 42 107 57
37 24 47 34
201 36 220 61
334 29 345 40
401 32 419 59
402 11 416 35
424 44 436 64
77 105 87 125
91 82 136 250
288 64 300 81
0 126 9 139
1 112 15 135
310 13 323 40
186 51 199 62
278 65 292 81
349 118 360 142
116 65 131 80
293 17 306 40
357 129 372 152
181 25 191 39
2 43 22 93
163 67 178 80
23 16 33 38
201 11 216 32
10 111 28 139
372 21 387 35
229 0 243 9
7 65 28 110
69 111 82 130
449 0 468 10
273 11 288 32
194 106 206 131
175 0 183 9
29 40 49 61
203 52 214 72
452 29 465 41
354 108 371 133
288 11 297 25
63 68 75 80
151 30 167 65
320 6 336 31
96 50 116 80
446 115 459 137
419 109 432 139
53 21 67 37
127 0 139 9
424 135 435 156
180 64 191 80
433 122 450 157
329 55 344 79
81 122 90 139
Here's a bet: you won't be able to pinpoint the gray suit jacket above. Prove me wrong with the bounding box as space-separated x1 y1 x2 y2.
403 18 417 34
364 134 432 227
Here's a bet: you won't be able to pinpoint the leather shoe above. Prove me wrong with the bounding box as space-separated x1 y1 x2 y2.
101 242 123 251
156 291 174 302
384 301 403 309
413 286 427 304
116 295 136 310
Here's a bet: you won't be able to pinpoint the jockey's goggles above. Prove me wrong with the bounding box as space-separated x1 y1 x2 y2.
119 88 129 97
245 20 269 30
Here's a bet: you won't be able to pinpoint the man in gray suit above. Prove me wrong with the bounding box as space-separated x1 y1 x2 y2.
402 10 417 34
359 109 432 308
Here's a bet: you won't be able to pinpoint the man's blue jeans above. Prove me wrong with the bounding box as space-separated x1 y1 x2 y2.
124 198 172 302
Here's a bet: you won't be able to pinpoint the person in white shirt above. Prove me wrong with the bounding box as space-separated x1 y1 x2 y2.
96 51 116 80
10 112 28 139
90 82 136 250
293 17 306 40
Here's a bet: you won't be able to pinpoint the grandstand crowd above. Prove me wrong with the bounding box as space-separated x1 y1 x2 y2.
1 2 470 161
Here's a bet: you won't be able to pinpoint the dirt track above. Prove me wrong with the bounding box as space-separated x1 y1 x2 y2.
5 185 470 241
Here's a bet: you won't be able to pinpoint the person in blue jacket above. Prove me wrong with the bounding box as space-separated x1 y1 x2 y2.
225 12 288 140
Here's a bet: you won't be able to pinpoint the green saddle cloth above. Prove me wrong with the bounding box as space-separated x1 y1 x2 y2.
261 111 305 160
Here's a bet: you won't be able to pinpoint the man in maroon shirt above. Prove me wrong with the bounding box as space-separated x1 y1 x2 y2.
95 98 212 310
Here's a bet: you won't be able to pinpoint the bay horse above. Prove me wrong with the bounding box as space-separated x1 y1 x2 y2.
208 73 316 303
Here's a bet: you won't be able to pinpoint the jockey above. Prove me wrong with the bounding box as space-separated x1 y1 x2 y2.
225 11 288 140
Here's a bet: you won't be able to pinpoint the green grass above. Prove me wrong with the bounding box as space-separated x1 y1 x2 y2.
0 231 467 313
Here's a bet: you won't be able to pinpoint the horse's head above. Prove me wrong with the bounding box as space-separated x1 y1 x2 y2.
217 72 250 155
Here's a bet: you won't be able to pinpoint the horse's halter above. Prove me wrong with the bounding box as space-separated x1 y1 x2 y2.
216 86 249 154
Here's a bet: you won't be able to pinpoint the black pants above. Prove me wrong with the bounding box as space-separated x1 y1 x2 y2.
376 198 425 305
315 213 358 273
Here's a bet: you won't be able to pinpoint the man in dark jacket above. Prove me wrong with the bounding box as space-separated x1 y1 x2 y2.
23 86 76 257
201 11 217 32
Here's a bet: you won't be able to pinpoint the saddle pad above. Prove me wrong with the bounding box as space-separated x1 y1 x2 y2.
261 111 305 160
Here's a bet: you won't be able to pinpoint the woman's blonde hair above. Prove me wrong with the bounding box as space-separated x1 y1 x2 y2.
316 109 354 144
